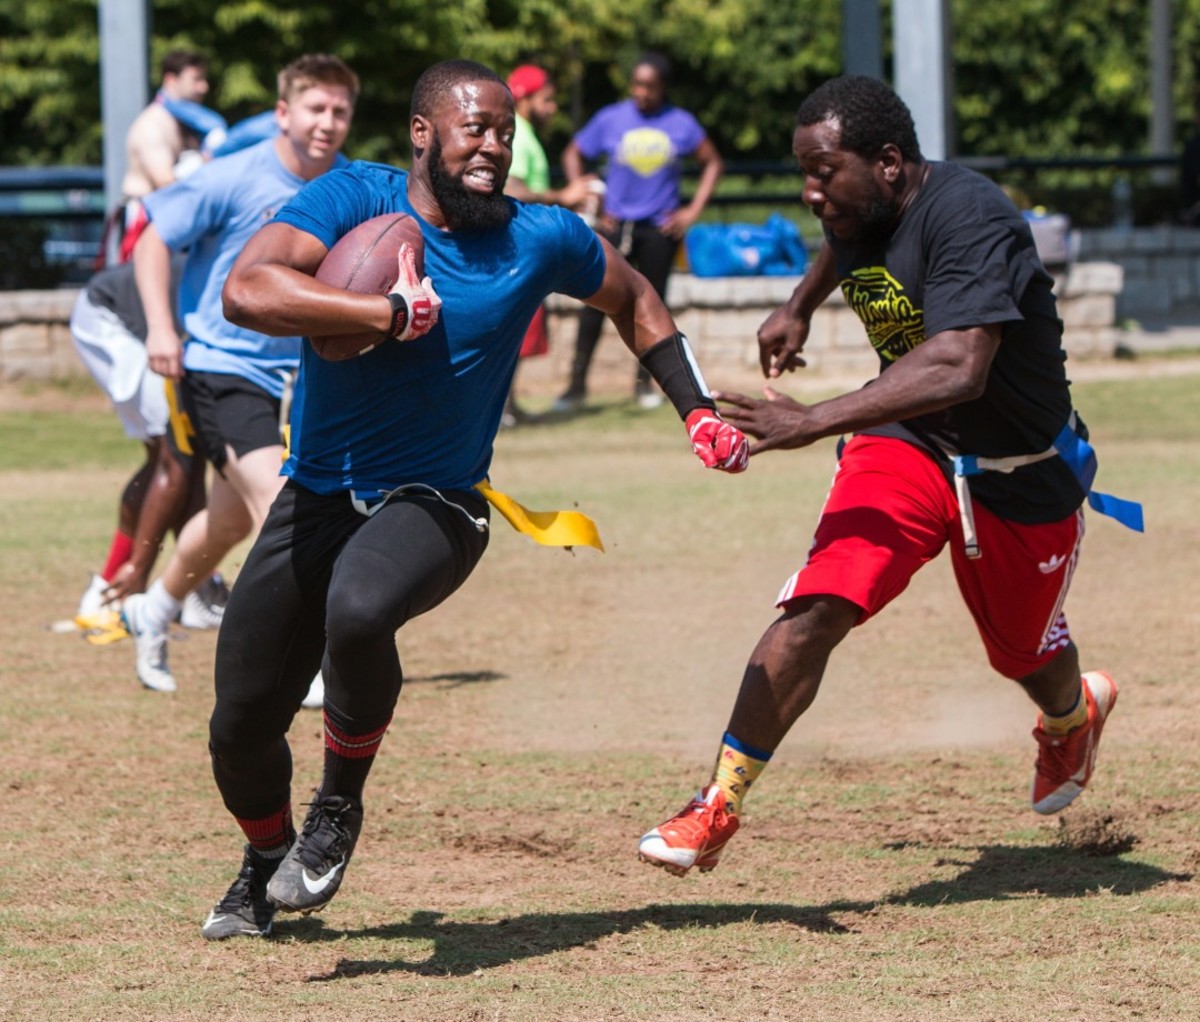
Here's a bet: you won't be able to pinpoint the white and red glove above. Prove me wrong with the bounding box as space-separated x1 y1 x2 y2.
686 408 750 473
388 242 442 341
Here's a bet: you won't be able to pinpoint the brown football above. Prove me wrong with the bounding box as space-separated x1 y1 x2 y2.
309 213 425 360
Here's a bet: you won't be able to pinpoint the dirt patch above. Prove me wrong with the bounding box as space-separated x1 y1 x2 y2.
1057 809 1140 856
2 377 1199 1021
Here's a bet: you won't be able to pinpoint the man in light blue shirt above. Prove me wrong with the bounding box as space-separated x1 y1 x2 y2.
121 54 359 698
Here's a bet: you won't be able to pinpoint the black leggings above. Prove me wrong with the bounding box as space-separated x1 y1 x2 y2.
567 218 680 396
209 480 490 819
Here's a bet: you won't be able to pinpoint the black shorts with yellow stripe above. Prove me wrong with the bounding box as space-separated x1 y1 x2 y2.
165 371 284 475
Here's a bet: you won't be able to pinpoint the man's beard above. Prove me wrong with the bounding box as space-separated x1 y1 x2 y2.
428 132 511 231
832 195 898 246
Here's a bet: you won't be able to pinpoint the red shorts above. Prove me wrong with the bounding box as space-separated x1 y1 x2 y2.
518 305 548 359
775 435 1084 679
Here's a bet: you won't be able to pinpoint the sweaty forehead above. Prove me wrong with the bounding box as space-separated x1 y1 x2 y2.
793 117 844 159
438 80 513 119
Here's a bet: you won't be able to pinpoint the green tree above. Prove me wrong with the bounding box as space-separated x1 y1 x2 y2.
3 0 1200 171
0 0 101 164
951 0 1149 156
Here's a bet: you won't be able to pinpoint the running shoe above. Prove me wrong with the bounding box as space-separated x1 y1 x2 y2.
1031 671 1118 814
201 845 281 940
266 795 363 914
638 784 740 876
121 592 176 693
180 573 230 630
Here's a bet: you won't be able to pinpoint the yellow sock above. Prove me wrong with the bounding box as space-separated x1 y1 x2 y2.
712 732 772 815
1041 683 1088 735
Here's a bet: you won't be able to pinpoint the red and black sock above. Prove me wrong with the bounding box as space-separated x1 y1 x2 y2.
234 804 295 860
321 706 392 805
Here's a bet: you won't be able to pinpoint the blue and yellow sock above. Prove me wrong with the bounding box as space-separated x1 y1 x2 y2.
712 731 772 815
1041 683 1088 735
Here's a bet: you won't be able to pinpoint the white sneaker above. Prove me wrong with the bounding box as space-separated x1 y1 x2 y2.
180 573 230 630
75 573 121 629
635 391 665 410
121 593 176 693
77 573 110 618
301 672 324 710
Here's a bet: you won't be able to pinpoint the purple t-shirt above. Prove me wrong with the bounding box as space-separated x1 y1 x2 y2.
573 99 706 224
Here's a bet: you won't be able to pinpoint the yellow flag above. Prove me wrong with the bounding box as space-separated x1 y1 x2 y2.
473 480 604 552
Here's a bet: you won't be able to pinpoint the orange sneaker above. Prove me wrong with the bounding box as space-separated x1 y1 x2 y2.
1031 671 1118 815
638 785 740 875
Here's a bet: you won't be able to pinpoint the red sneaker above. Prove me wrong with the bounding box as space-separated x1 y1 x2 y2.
638 785 740 876
1031 671 1118 815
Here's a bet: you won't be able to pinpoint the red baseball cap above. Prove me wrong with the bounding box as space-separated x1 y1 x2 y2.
507 65 550 100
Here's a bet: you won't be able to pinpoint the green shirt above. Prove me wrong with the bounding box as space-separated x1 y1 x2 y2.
510 114 551 194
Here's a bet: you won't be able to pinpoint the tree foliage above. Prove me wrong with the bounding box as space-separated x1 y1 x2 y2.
1 0 1198 168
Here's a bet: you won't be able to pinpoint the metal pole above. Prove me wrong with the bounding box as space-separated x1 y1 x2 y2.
842 0 883 80
893 0 954 160
1149 0 1174 186
98 0 150 263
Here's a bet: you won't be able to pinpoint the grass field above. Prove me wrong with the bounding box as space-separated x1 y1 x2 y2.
0 366 1197 1022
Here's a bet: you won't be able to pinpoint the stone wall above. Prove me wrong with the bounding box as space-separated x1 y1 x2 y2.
0 262 1124 393
0 289 80 381
524 260 1125 396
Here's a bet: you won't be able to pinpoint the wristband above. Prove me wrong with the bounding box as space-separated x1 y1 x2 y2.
386 292 410 339
637 332 716 419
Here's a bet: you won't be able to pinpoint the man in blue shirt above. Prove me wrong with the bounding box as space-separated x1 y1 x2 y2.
120 55 359 697
200 58 748 940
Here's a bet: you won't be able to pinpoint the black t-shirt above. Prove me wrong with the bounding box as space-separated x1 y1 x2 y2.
830 161 1085 524
85 255 185 341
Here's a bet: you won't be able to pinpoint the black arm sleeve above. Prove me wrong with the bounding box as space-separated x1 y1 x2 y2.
637 332 717 419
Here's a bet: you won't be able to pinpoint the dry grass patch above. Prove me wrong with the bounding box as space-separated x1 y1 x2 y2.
1 368 1198 1021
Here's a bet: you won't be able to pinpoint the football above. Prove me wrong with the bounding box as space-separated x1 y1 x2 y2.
309 213 425 360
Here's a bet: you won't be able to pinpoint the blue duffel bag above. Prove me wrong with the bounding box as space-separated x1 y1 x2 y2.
685 213 809 277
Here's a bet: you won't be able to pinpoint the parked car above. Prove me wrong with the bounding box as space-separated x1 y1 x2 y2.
0 166 107 288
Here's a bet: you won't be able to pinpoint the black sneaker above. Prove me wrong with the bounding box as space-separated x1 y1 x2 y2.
201 845 281 940
266 795 363 914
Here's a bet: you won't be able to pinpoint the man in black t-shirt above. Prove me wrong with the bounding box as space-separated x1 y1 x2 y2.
637 76 1127 878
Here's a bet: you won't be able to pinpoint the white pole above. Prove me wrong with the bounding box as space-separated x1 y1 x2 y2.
1149 0 1174 186
98 0 150 263
893 0 953 160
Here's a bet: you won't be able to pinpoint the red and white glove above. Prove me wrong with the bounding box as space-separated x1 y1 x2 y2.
686 408 750 473
388 242 442 341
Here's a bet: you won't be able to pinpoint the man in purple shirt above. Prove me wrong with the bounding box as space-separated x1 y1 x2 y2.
556 52 723 410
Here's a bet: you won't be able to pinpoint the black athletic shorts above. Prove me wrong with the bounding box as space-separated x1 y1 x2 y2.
166 370 283 472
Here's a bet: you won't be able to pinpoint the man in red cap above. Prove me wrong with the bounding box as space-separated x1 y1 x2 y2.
501 64 599 424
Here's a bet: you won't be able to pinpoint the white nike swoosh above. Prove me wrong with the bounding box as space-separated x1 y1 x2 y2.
301 856 345 895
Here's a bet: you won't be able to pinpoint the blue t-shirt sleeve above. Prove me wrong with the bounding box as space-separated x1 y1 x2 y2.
142 166 236 251
549 209 606 299
271 164 393 249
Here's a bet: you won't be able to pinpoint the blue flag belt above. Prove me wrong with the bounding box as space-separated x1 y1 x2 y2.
947 412 1144 559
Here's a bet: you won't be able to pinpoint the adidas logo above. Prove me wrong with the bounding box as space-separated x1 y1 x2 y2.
1038 553 1066 574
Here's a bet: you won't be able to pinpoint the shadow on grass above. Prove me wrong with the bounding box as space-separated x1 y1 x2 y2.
293 844 1190 981
403 669 505 688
